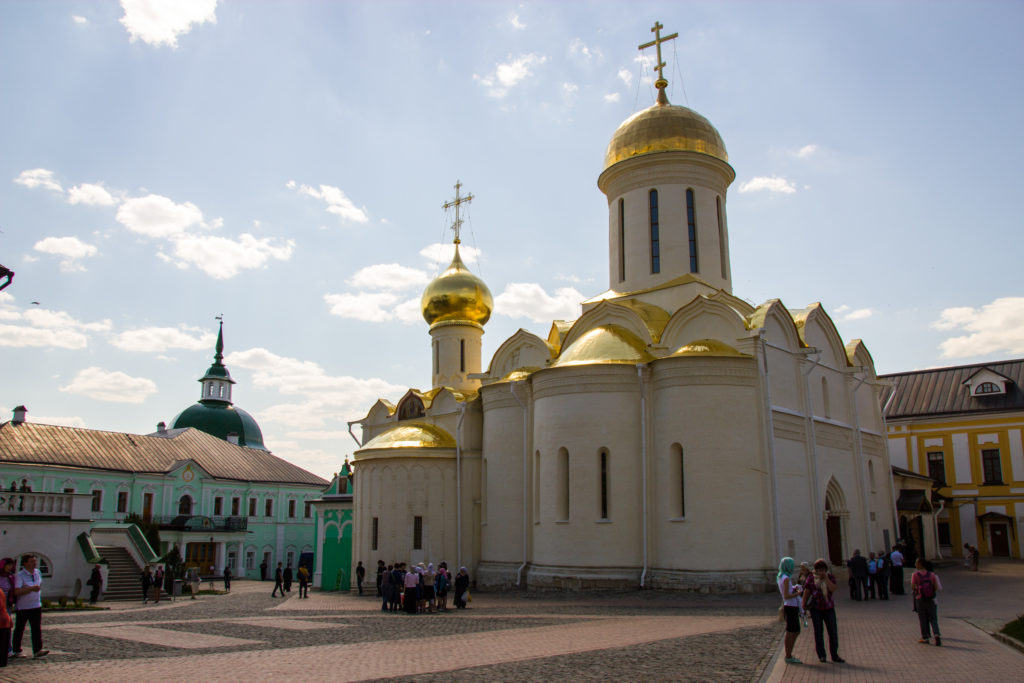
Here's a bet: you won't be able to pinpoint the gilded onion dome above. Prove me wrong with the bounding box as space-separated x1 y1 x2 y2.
421 244 493 327
604 98 729 171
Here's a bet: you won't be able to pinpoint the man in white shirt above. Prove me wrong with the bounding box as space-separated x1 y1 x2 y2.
12 554 48 658
889 545 905 596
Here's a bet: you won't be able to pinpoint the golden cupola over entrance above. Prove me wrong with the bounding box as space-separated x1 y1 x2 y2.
422 181 491 392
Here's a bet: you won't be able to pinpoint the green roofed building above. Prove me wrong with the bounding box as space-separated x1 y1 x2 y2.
0 324 330 600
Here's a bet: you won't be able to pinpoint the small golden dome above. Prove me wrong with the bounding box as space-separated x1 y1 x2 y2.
421 245 493 327
671 338 748 358
553 324 655 367
604 100 729 171
357 422 456 452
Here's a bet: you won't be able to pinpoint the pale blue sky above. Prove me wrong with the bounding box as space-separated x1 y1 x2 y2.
2 1 1022 477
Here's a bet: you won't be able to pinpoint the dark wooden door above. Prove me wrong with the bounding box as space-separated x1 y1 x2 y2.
826 515 843 565
990 523 1010 557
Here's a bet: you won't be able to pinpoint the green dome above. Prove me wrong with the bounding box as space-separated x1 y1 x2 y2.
171 402 267 451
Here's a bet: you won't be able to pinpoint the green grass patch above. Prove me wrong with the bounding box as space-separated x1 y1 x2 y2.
1000 615 1024 643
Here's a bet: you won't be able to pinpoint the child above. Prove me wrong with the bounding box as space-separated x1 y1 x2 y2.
0 582 11 668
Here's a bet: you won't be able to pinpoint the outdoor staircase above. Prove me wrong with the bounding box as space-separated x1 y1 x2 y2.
97 546 143 601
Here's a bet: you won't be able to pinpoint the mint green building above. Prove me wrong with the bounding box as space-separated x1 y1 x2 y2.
0 325 329 597
311 469 353 591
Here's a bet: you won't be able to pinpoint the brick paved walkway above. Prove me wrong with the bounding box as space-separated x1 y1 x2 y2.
765 559 1024 683
1 560 1020 682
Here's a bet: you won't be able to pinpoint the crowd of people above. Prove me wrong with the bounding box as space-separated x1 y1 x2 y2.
777 542 947 666
373 560 470 614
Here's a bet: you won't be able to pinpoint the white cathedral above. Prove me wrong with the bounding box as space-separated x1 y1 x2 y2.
349 25 896 592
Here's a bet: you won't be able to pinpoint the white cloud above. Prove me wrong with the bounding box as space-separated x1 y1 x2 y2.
110 325 215 353
0 324 90 349
288 181 369 223
33 236 99 272
67 183 117 206
23 308 111 332
617 68 632 87
14 168 63 193
60 367 158 403
494 283 583 323
561 83 579 99
420 242 480 266
348 263 429 291
116 194 204 238
633 54 655 84
738 176 797 194
842 308 873 321
227 347 405 428
932 297 1024 359
72 16 88 25
394 297 424 324
323 291 399 322
473 53 546 98
119 0 217 48
507 13 526 29
35 415 88 428
165 233 294 279
797 144 818 159
569 38 602 61
603 93 621 103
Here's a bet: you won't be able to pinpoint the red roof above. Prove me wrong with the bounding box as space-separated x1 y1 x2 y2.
0 421 327 487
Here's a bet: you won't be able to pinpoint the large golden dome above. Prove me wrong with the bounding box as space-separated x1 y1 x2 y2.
421 245 493 327
604 99 729 171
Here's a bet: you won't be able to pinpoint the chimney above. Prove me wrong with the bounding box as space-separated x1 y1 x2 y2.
157 421 167 434
226 432 239 445
12 405 27 425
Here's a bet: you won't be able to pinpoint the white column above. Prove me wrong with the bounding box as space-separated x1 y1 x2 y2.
313 506 326 588
215 542 226 573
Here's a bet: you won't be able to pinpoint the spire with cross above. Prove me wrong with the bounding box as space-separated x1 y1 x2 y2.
638 21 678 105
442 180 473 245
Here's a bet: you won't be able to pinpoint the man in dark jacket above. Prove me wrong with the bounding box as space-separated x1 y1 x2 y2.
283 564 293 593
848 549 869 601
272 562 284 597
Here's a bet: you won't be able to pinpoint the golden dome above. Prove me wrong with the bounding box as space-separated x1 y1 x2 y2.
553 324 655 367
357 422 456 451
671 338 749 358
421 245 493 327
604 100 729 171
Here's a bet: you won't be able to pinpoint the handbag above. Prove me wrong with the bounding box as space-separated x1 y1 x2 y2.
777 605 786 622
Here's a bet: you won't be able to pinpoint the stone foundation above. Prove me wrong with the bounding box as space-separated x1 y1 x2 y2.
476 562 775 594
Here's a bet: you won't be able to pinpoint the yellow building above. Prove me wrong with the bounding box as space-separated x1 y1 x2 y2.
882 360 1024 560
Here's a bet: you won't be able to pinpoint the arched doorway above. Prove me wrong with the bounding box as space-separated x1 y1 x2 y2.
178 494 193 515
824 479 848 565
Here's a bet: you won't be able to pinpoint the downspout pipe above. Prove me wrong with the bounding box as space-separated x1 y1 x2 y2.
510 382 529 587
847 369 873 550
456 403 466 571
800 348 827 558
932 499 945 560
881 382 901 546
636 364 649 588
757 330 783 563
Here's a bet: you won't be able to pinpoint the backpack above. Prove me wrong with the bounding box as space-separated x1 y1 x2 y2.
917 572 935 599
436 572 447 592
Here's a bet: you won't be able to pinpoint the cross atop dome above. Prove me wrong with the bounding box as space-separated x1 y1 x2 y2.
442 180 473 245
639 21 678 105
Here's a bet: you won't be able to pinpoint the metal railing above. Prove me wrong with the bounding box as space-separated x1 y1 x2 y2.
150 514 248 532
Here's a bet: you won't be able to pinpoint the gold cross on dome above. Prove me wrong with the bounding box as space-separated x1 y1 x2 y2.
442 180 474 244
638 21 678 91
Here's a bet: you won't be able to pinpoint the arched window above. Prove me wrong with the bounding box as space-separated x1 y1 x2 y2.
649 189 660 274
686 189 699 273
618 198 626 282
178 494 193 515
557 447 570 521
598 449 609 520
533 450 541 522
671 443 685 518
977 382 1000 394
868 460 876 492
433 340 439 375
716 195 727 279
821 376 831 419
460 339 465 372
